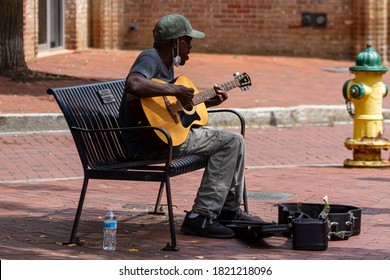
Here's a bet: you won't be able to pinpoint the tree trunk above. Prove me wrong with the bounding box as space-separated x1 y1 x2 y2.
0 0 29 74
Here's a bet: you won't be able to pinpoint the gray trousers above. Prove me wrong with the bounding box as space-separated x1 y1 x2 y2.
178 126 245 219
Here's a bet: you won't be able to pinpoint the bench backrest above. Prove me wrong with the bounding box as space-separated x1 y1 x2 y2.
47 79 129 169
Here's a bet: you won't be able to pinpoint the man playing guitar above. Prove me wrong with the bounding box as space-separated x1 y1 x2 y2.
119 14 263 239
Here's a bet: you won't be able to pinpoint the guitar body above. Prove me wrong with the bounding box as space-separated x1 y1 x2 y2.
136 72 251 146
141 76 209 146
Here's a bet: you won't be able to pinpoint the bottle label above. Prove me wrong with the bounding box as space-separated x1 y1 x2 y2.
104 220 117 229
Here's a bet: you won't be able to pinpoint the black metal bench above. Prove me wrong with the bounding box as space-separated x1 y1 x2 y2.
47 79 248 251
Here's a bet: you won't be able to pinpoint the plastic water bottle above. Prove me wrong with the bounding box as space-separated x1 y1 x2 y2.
103 208 117 250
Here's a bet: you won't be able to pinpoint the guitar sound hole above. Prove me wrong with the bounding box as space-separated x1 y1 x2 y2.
178 111 201 128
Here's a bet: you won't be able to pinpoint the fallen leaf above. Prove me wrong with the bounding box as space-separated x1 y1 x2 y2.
56 242 63 246
128 248 139 252
67 243 77 247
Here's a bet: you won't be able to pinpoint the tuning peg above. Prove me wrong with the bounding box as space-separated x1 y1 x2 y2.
234 72 241 77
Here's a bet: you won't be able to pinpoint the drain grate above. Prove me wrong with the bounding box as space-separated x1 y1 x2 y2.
122 204 157 211
122 204 177 212
247 191 295 201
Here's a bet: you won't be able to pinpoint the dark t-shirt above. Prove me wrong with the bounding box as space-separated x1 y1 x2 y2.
119 48 174 159
131 49 173 82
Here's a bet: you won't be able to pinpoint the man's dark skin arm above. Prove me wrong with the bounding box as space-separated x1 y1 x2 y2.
126 73 228 109
126 73 195 110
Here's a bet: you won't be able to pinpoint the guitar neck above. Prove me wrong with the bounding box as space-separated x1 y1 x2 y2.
192 79 240 106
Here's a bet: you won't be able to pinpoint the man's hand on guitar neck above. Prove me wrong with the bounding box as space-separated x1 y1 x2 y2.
205 84 228 108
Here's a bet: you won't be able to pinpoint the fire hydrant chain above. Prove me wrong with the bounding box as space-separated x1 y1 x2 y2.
345 100 354 118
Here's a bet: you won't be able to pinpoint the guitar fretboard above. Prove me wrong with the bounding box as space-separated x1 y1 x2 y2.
192 79 240 106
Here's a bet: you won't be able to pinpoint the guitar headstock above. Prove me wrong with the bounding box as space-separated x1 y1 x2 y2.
234 72 251 91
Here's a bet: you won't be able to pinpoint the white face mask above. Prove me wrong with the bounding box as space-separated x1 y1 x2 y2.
172 38 181 67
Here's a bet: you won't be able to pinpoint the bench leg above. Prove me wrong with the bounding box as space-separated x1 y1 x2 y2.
68 177 89 245
148 181 166 215
243 179 249 213
162 177 179 251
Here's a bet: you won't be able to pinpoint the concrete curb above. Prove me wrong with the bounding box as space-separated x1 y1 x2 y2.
2 105 390 133
0 113 68 133
209 105 354 128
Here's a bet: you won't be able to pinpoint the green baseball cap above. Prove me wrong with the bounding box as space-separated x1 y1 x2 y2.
153 14 205 42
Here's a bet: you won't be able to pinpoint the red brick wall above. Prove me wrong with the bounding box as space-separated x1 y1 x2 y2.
121 0 356 59
24 0 37 60
65 0 77 50
90 0 123 49
75 0 89 49
23 0 390 62
64 0 88 50
90 0 102 48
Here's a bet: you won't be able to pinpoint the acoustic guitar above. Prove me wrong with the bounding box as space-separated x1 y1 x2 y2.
139 72 251 146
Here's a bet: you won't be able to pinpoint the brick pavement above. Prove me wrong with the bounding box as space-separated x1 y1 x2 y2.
0 50 390 260
1 165 390 260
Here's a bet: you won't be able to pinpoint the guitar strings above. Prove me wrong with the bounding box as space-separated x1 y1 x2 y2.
192 79 239 105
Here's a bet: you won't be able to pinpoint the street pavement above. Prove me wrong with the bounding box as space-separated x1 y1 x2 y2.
0 49 389 260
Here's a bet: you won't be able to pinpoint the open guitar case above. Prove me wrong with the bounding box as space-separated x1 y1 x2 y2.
219 202 361 251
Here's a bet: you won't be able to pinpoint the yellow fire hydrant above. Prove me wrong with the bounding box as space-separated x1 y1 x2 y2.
342 44 390 167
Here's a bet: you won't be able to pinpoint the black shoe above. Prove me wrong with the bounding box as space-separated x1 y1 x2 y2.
180 212 235 239
217 208 266 223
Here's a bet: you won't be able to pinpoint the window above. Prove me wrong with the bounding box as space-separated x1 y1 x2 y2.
38 0 64 53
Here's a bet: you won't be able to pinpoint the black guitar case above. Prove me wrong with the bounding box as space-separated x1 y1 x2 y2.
220 202 361 251
278 203 361 239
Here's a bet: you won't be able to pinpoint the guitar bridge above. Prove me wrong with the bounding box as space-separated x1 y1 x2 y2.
163 96 179 124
